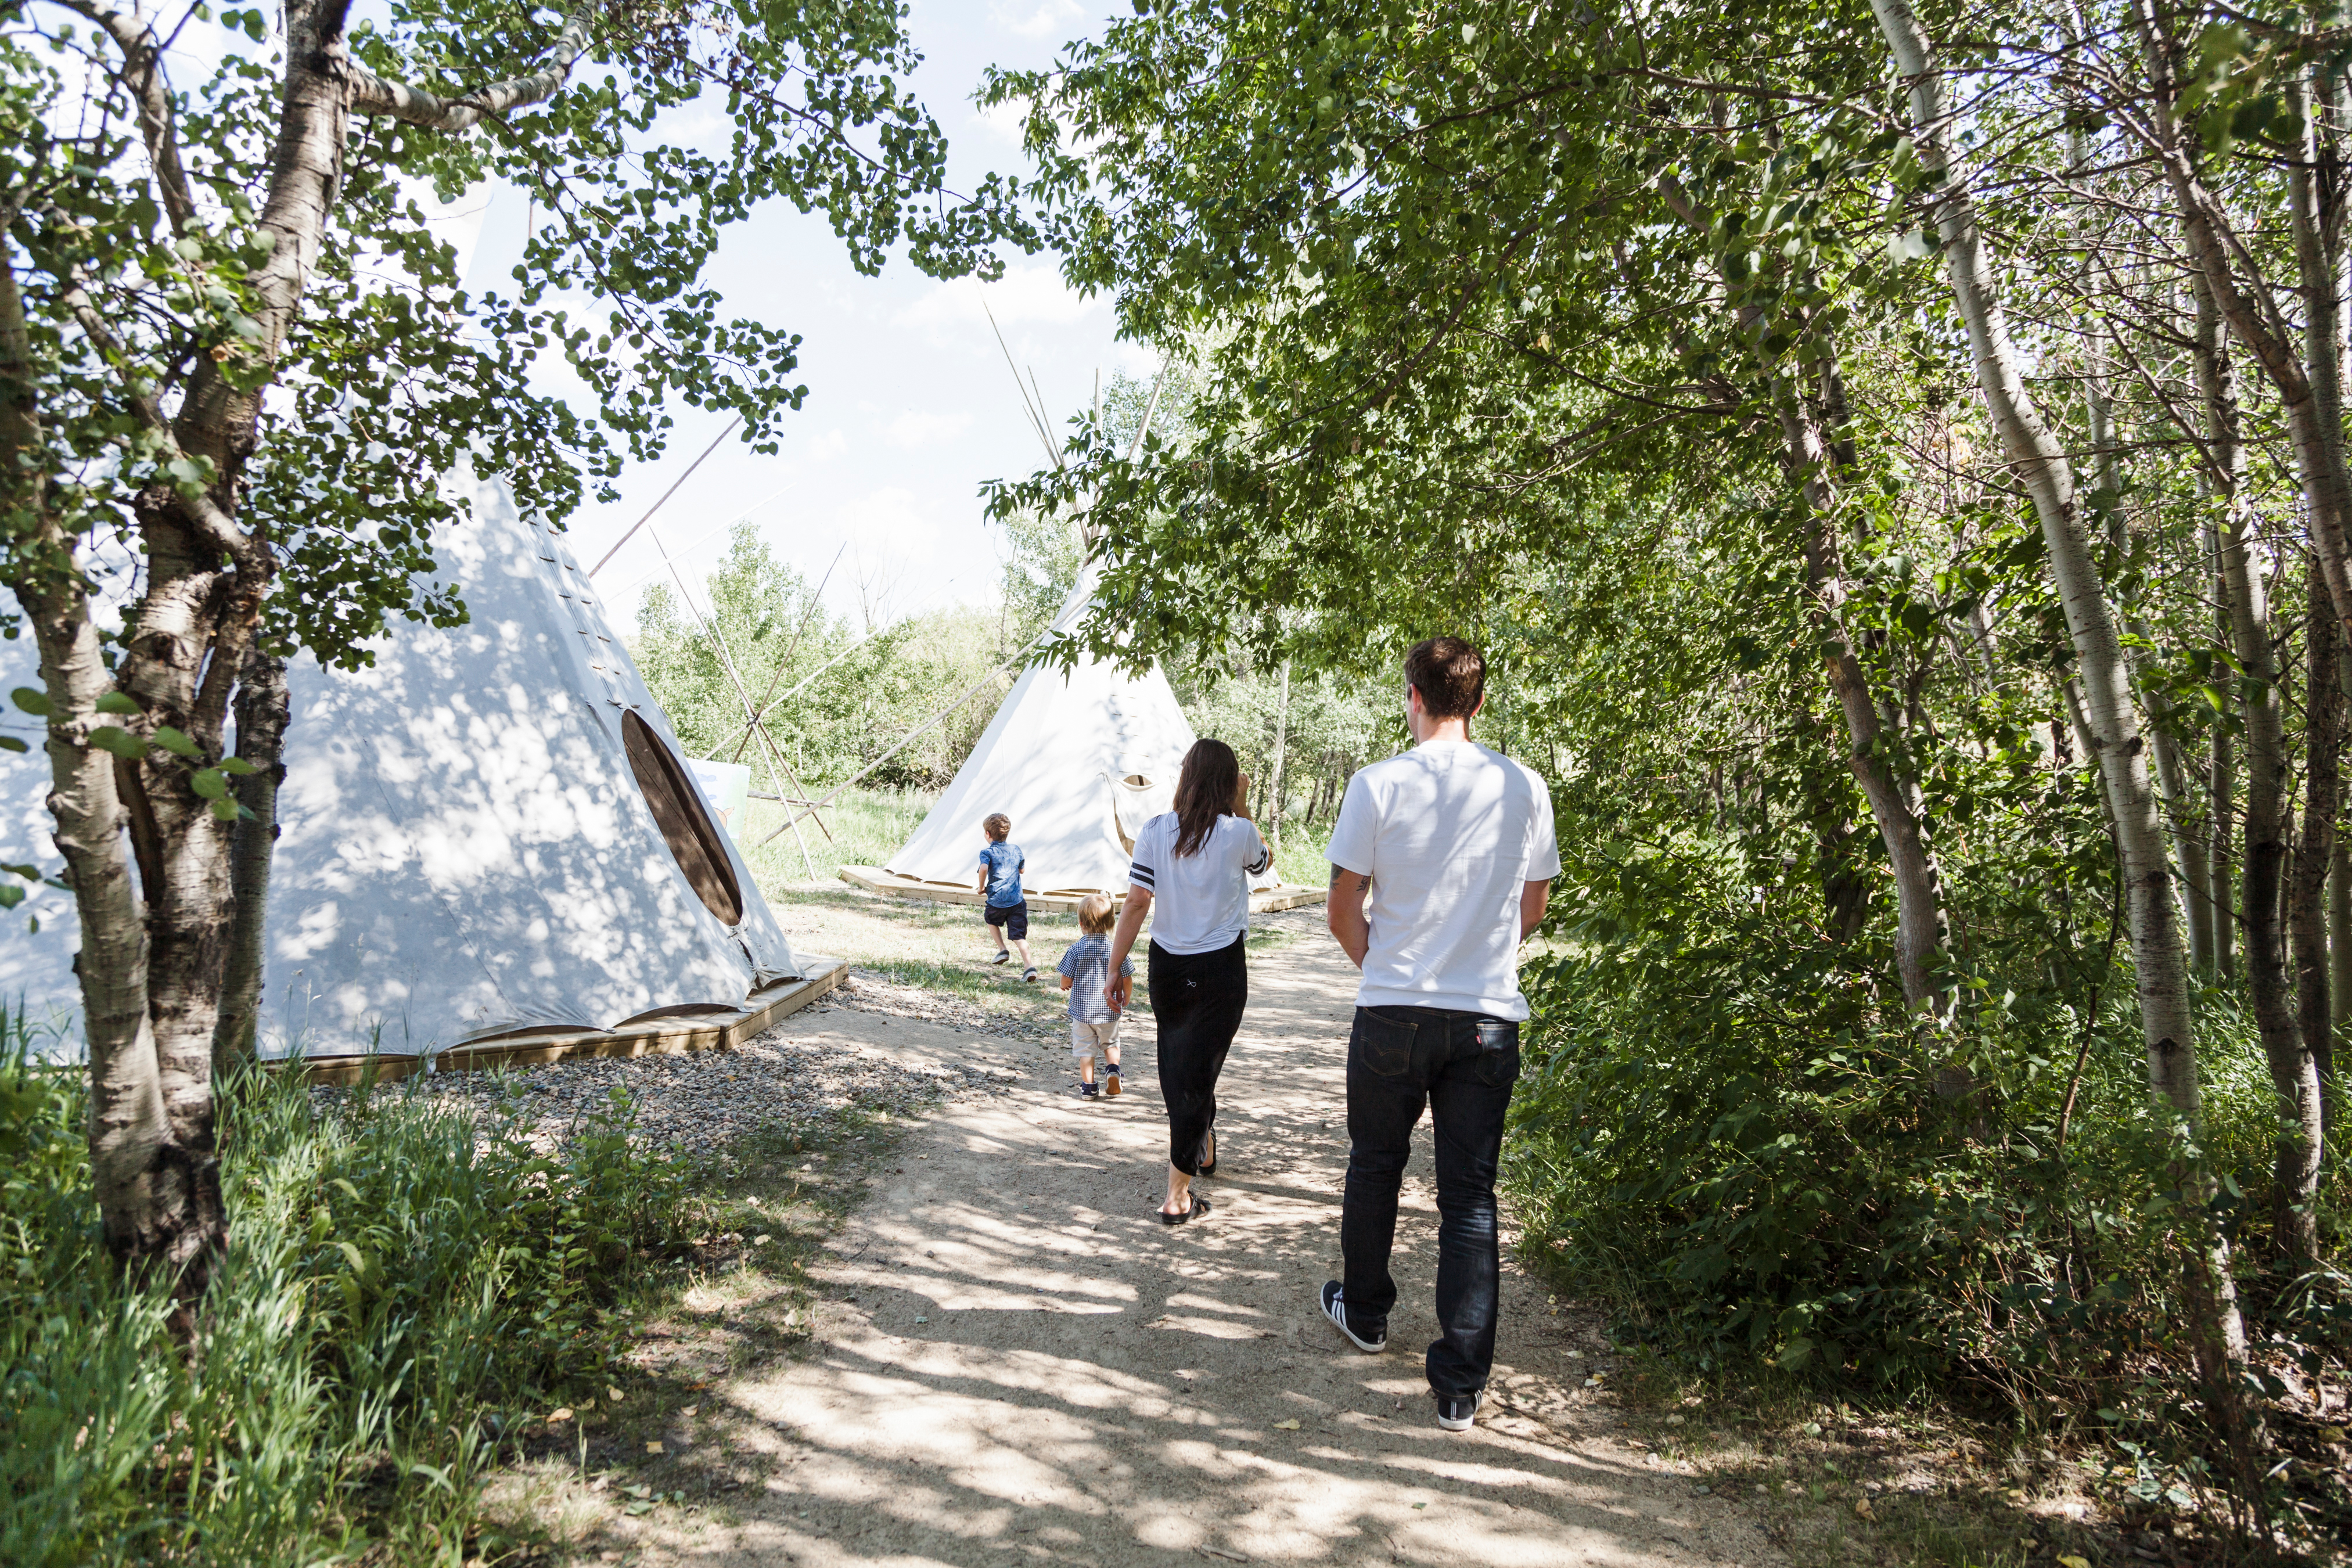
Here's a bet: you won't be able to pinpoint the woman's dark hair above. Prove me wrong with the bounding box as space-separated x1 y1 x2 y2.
1171 738 1241 858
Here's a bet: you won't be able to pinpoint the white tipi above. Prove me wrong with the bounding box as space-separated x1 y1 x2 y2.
880 572 1197 898
0 469 816 1059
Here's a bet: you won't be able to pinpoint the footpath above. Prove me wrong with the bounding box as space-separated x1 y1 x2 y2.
625 918 1785 1567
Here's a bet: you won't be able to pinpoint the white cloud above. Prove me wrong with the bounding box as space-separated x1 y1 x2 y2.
887 410 976 448
893 261 1104 336
989 0 1086 40
971 97 1032 148
805 429 848 461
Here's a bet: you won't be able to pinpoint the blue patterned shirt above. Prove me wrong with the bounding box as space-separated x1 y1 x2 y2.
1057 934 1132 1024
978 840 1025 907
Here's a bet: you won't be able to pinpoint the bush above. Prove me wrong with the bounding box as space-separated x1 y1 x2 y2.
0 1035 697 1564
1507 829 2311 1404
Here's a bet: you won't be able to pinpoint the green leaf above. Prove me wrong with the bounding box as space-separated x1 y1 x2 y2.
0 737 24 754
87 728 147 760
10 688 51 717
0 886 23 911
207 797 243 822
216 756 258 776
189 769 230 801
150 727 201 760
93 692 141 715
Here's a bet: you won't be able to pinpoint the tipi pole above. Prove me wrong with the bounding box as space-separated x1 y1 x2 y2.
588 416 742 578
758 631 1054 846
729 541 845 765
651 522 822 879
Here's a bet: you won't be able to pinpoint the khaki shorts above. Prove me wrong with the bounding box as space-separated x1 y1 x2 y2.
1070 1018 1119 1058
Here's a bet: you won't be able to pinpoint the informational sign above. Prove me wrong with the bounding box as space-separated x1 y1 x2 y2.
685 758 753 843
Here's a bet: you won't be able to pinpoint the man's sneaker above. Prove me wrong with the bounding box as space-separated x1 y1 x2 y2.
1103 1067 1121 1098
1436 1391 1484 1432
1318 1281 1386 1354
989 951 1011 966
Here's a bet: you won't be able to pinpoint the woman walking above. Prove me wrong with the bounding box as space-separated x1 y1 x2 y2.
1107 738 1271 1223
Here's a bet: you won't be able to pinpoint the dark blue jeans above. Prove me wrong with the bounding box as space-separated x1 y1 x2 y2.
1340 1005 1520 1399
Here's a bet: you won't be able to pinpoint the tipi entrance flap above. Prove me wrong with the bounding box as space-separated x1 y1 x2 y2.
1109 768 1174 854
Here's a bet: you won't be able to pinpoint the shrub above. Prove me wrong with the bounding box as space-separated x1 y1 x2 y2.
1507 830 2308 1403
0 1035 697 1564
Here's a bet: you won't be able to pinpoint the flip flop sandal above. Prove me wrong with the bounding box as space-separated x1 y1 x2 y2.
1157 1195 1212 1225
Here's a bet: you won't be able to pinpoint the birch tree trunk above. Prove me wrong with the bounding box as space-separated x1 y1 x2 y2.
2285 569 2337 1260
1871 0 2250 1415
12 0 606 1275
213 650 289 1064
2 250 223 1276
1268 658 1291 860
1655 175 1952 1012
2209 508 2238 983
1777 383 1951 1013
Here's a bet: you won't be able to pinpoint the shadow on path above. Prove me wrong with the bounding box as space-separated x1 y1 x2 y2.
631 919 1782 1567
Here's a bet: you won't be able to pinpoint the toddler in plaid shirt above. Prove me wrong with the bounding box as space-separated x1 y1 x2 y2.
1057 893 1131 1099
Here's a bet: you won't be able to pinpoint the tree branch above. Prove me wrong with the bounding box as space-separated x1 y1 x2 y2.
350 0 601 130
52 0 198 236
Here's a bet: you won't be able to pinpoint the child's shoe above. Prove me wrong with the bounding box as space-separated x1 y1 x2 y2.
989 951 1010 966
1103 1066 1121 1098
1076 1080 1101 1099
1023 966 1039 983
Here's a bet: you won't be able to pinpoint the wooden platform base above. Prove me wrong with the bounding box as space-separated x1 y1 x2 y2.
837 865 1328 914
274 955 850 1087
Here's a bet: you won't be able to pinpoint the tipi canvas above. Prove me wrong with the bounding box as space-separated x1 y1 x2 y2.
883 576 1195 897
0 469 808 1058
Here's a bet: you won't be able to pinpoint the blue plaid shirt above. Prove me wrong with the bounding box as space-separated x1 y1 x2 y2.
1056 934 1132 1024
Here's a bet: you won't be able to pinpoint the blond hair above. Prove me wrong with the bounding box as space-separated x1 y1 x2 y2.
1077 892 1116 934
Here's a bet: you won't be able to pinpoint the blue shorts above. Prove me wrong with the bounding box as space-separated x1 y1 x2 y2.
984 900 1028 940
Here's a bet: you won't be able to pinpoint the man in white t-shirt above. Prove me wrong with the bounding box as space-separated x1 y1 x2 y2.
1317 636 1560 1433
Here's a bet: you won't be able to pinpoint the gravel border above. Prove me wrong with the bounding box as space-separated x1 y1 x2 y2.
310 1004 1017 1157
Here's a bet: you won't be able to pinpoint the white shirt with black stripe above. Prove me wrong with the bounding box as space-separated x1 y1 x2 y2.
1127 811 1270 956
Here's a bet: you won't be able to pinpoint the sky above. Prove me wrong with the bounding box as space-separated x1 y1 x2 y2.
460 0 1143 638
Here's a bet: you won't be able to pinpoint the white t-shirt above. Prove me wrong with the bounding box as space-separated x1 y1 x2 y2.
1325 740 1560 1019
1127 811 1270 955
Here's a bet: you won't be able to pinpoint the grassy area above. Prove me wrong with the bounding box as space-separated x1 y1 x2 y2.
0 1045 701 1565
731 785 1334 895
476 1106 917 1562
734 786 933 889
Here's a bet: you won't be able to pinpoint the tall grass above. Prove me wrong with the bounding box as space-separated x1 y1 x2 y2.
0 1030 698 1565
735 785 932 887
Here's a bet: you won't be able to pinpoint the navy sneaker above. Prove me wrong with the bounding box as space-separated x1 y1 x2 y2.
1436 1391 1484 1432
1318 1281 1386 1354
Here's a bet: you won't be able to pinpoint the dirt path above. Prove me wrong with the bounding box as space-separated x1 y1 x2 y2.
634 919 1784 1567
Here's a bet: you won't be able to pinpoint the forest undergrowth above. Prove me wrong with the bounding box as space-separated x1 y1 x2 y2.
0 1026 703 1566
1505 826 2352 1559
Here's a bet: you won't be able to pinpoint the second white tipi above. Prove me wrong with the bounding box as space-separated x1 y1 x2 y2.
882 574 1196 898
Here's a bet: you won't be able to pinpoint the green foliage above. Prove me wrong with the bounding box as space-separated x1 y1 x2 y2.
0 1033 697 1563
1 0 1028 666
1510 830 2271 1387
632 525 1014 790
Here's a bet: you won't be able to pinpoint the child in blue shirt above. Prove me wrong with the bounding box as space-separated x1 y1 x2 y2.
975 812 1035 981
1058 893 1131 1099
